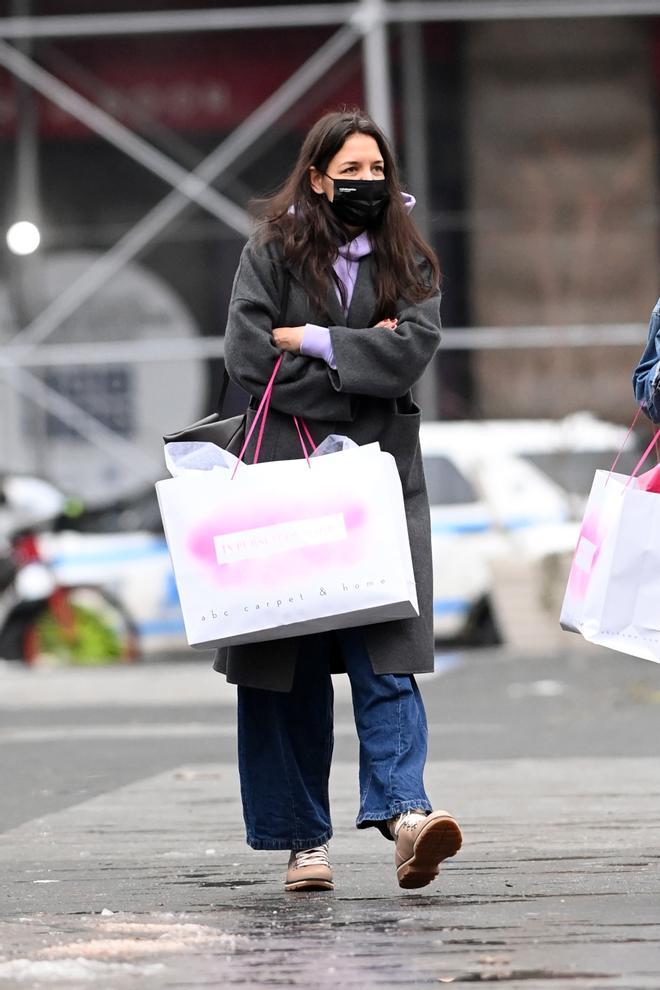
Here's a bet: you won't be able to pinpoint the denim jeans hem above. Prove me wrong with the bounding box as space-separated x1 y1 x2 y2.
356 799 433 840
247 828 333 851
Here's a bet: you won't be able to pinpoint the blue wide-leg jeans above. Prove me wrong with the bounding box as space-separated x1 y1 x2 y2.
237 628 432 851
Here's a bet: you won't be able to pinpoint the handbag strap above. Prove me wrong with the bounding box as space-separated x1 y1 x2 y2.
216 267 291 415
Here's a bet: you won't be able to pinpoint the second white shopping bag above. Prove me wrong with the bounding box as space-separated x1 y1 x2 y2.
560 427 660 662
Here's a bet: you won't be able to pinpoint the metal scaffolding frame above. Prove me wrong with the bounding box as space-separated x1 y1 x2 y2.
0 17 363 482
0 0 656 486
0 1 657 39
1 323 649 370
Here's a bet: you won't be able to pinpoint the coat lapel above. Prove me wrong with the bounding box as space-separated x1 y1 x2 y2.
322 256 378 328
324 279 346 327
346 255 377 329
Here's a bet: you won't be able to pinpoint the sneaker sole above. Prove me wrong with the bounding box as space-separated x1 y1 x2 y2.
396 814 463 890
285 879 334 892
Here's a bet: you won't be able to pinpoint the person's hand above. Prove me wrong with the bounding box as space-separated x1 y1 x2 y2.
375 317 398 330
272 326 305 353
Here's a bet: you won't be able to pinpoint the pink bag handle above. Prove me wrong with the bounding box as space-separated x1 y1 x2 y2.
292 416 319 467
253 373 278 465
608 405 643 475
299 419 317 453
232 355 283 478
231 356 317 478
605 405 660 490
627 427 660 487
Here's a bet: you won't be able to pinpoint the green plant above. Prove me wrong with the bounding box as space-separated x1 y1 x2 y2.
35 602 124 665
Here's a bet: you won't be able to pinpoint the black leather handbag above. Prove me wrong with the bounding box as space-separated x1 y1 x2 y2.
163 274 290 454
162 372 246 453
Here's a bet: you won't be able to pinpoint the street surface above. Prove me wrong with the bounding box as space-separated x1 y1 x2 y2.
1 644 660 988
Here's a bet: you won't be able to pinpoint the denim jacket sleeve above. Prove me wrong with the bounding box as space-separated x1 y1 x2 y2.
633 298 660 423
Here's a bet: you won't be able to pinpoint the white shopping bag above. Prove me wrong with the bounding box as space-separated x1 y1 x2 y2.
560 466 660 662
156 438 418 650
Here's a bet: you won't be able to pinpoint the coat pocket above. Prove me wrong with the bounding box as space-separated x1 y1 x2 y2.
389 397 425 497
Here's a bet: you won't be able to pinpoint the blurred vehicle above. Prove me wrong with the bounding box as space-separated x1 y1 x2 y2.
38 528 184 656
37 487 182 656
420 413 634 644
425 412 636 506
0 475 139 666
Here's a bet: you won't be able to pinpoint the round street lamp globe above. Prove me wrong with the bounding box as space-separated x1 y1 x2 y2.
6 221 41 256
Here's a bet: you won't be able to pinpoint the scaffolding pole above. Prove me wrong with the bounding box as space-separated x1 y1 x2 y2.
0 323 648 371
358 0 393 137
0 0 656 40
7 0 43 330
401 20 430 241
400 17 435 415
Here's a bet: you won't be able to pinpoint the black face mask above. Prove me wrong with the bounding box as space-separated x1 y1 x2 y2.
325 177 389 228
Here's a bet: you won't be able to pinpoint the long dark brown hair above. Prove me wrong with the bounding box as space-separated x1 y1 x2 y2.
254 109 441 319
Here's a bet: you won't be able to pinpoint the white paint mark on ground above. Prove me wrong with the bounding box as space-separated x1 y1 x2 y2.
0 958 165 982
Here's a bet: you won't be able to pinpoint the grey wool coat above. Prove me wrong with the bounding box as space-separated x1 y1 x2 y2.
212 234 442 692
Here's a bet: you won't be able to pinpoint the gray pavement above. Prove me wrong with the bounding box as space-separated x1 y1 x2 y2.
1 646 660 988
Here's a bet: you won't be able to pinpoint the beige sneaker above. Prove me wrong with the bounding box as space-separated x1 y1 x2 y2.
285 843 334 892
392 809 462 889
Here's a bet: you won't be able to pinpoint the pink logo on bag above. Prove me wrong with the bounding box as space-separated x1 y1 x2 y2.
567 508 604 600
187 492 368 586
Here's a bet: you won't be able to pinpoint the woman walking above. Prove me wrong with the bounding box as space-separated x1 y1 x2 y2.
215 108 462 891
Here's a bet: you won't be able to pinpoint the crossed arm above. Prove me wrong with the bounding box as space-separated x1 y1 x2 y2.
224 242 442 421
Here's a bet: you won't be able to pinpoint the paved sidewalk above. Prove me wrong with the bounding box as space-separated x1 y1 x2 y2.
2 650 660 987
2 752 660 988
